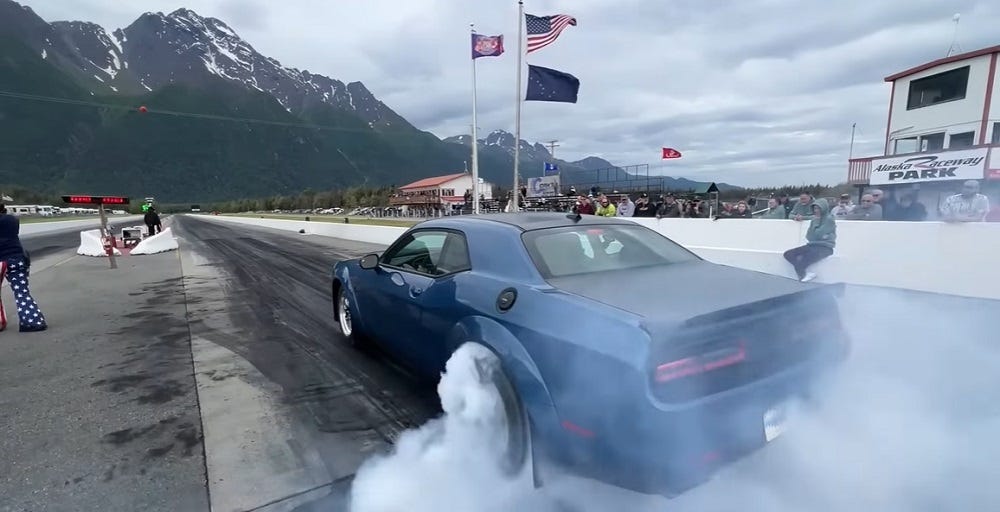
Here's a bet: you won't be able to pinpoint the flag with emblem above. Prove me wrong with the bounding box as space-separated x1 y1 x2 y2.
525 14 577 54
526 65 579 103
472 34 504 59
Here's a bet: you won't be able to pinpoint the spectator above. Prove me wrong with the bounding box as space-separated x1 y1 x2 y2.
830 193 854 218
789 193 815 221
941 180 990 222
616 195 635 217
779 194 794 217
656 194 681 218
759 198 787 219
0 204 47 332
891 193 928 221
986 192 1000 222
783 198 836 283
595 196 617 217
686 197 706 218
870 188 897 220
730 200 753 218
575 195 595 215
632 192 656 217
846 194 883 220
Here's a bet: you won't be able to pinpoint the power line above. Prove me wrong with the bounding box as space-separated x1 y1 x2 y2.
0 89 386 135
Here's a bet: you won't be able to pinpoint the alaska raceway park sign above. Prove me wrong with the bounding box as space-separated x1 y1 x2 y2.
868 147 988 185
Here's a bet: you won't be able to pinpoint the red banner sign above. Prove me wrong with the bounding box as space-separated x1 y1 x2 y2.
61 195 130 205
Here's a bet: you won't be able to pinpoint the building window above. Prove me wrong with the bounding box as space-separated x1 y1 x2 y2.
894 137 918 155
919 133 945 152
906 66 970 110
992 122 1000 145
949 131 975 149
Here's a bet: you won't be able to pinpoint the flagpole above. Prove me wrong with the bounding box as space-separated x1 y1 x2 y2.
512 0 524 213
470 24 481 215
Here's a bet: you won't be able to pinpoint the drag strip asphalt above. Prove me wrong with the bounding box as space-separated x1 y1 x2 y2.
172 215 438 511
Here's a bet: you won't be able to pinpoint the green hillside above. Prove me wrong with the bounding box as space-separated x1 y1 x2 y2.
0 36 502 202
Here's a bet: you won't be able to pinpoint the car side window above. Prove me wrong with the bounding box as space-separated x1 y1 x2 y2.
381 230 469 277
435 233 471 274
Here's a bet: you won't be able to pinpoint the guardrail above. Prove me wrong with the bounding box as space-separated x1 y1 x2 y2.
195 214 1000 301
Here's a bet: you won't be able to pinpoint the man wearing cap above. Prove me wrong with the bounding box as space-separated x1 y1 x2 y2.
941 180 990 222
830 194 855 218
632 192 656 217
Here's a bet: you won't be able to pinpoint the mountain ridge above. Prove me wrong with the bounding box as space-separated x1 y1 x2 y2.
0 0 738 200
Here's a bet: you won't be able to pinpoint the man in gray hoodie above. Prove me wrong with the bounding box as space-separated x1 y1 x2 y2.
782 198 836 282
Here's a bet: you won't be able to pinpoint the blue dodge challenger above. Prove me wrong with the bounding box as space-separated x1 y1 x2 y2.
331 212 849 496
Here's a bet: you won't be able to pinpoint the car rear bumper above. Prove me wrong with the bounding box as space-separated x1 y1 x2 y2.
541 343 845 497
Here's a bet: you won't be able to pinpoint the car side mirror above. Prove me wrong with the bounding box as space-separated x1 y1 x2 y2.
359 253 379 270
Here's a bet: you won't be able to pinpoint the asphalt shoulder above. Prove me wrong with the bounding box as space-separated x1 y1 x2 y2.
0 250 209 512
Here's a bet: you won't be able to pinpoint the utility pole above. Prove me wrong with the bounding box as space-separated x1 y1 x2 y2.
545 140 560 159
849 123 856 160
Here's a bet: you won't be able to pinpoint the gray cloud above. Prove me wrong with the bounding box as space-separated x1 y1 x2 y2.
22 0 1000 186
217 0 266 31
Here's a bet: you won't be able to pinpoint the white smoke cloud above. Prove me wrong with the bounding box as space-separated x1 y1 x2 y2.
344 287 1000 512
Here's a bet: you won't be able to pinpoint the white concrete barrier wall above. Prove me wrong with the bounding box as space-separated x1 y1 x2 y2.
131 227 179 255
196 214 1000 301
78 229 122 257
22 216 145 237
196 215 406 245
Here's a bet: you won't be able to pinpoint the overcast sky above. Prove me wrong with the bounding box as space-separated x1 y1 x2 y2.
23 0 1000 186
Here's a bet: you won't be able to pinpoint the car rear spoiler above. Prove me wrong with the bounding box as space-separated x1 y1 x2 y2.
681 281 846 329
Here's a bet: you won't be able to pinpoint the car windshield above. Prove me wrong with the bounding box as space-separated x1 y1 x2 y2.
521 223 700 278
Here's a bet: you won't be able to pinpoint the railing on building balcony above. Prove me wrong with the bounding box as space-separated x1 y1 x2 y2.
389 195 443 207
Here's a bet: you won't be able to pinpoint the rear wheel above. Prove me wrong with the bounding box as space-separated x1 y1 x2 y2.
445 342 530 477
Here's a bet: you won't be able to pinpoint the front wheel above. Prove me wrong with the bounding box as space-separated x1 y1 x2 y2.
335 283 369 349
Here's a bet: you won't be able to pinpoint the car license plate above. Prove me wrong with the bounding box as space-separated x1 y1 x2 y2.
763 403 787 442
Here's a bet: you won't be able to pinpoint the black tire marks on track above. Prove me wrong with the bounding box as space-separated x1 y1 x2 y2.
175 216 439 447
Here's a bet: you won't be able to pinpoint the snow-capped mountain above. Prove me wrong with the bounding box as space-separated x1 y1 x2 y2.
444 130 616 171
50 21 128 92
5 1 410 130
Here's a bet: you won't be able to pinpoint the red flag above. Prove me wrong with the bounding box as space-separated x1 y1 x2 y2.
661 147 682 159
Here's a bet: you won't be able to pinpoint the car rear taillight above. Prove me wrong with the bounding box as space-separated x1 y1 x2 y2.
654 340 747 383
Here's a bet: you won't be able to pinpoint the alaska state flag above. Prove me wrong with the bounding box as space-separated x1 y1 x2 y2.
525 65 579 103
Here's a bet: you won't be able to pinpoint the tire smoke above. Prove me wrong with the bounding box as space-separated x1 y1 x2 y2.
344 288 1000 511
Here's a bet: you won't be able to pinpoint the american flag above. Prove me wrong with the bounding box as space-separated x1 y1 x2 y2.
525 14 577 54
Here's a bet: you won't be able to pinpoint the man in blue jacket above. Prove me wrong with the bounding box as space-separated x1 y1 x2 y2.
0 204 47 332
782 198 836 282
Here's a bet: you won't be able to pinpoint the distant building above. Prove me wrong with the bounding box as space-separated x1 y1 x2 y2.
389 172 493 209
848 44 1000 211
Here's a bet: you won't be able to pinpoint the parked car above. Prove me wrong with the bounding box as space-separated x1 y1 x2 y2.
331 212 849 497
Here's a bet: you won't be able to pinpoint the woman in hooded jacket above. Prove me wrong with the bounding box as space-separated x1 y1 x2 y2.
782 198 836 282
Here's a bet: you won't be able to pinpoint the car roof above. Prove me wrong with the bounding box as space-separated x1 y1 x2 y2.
417 212 638 232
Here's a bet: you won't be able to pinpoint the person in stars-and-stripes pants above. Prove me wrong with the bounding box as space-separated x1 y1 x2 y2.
0 204 47 332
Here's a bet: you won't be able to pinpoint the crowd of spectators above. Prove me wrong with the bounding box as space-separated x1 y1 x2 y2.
565 180 997 223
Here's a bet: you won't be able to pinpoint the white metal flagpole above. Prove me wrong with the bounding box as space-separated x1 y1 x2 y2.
470 24 481 215
512 0 524 213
